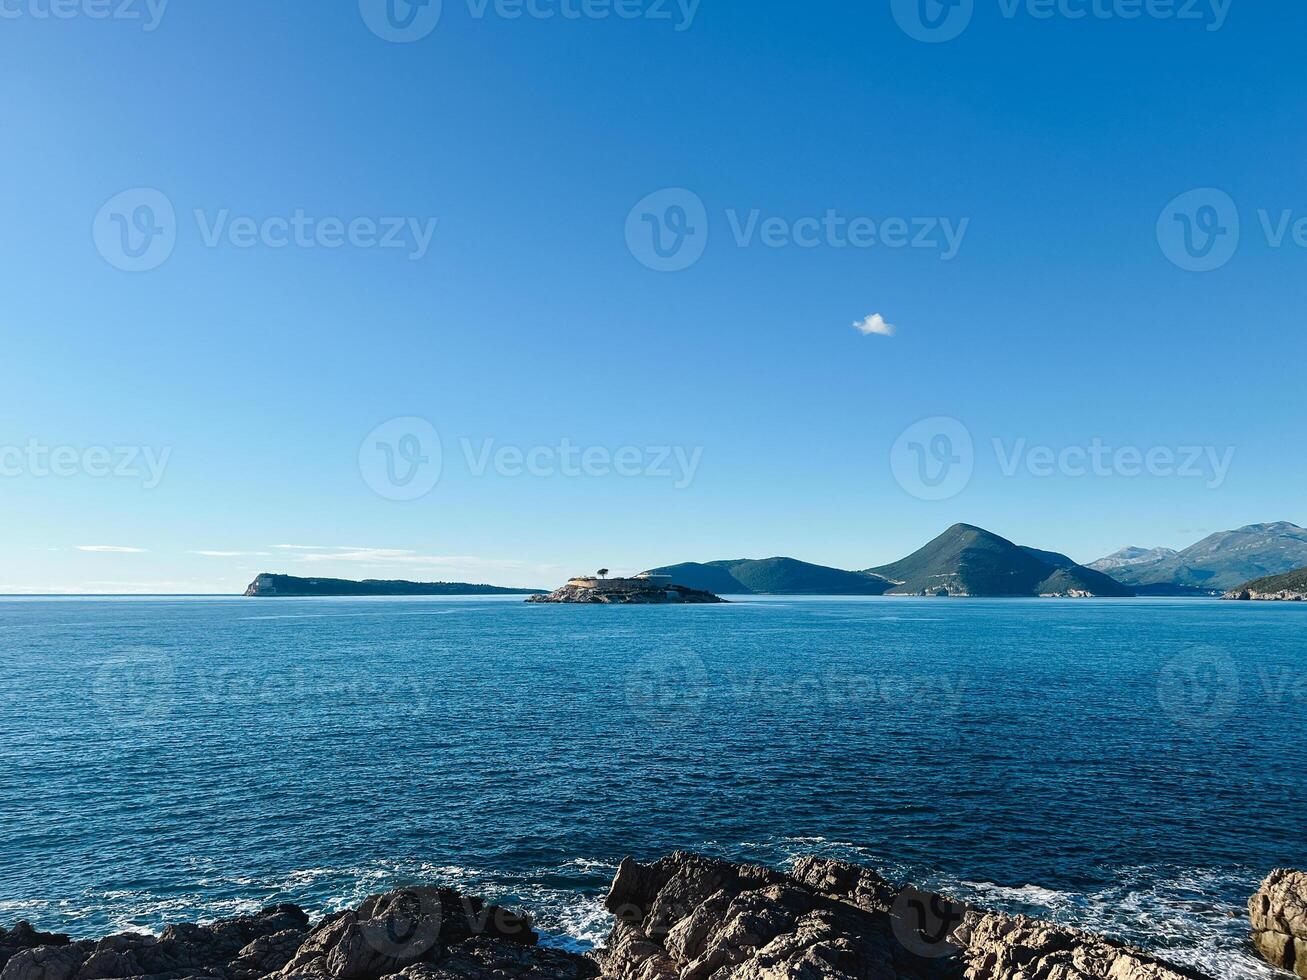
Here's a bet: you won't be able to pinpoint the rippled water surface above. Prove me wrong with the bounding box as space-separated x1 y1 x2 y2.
2 595 1304 977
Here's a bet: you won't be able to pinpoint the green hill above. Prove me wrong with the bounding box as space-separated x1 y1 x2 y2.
1226 565 1307 598
646 558 894 595
867 524 1133 597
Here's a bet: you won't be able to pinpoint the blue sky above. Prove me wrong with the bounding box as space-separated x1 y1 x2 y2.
2 0 1304 592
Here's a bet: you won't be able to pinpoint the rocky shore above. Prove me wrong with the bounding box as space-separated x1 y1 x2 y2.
8 851 1292 980
528 578 726 604
1250 869 1307 976
1224 587 1307 602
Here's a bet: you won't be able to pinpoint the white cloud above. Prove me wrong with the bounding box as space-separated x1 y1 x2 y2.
77 545 147 554
271 544 368 551
853 313 895 337
191 551 272 558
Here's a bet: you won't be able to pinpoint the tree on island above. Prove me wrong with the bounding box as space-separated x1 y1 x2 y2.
597 568 609 579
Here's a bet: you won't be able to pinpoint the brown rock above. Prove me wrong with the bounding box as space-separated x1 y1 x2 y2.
1250 869 1307 977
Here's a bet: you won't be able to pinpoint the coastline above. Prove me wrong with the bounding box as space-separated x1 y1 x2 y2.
3 852 1280 980
0 849 1280 980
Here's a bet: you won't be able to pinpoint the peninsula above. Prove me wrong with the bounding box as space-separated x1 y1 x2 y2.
243 574 544 597
1224 565 1307 601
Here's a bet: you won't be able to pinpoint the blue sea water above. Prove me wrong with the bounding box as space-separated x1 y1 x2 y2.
1 596 1304 978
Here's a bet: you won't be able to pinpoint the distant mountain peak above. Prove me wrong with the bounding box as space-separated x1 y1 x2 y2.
866 524 1132 598
1089 521 1307 592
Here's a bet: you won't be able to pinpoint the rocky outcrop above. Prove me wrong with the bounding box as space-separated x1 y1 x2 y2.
1224 588 1307 601
0 905 309 980
1250 869 1307 976
527 583 725 605
0 891 593 980
1 856 1216 980
598 853 1209 980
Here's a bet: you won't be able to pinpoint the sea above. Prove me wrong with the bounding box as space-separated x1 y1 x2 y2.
1 595 1303 978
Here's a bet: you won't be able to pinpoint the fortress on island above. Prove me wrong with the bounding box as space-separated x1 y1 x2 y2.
528 571 726 604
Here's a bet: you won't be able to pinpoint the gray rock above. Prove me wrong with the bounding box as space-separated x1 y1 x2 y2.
1249 869 1307 977
2 854 1222 980
599 852 1208 980
0 942 95 980
277 887 542 980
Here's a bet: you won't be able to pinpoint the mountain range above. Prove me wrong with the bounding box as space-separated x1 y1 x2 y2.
648 521 1307 598
649 525 1130 598
1088 522 1307 593
243 521 1307 600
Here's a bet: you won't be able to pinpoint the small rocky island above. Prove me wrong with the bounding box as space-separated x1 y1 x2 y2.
9 851 1296 980
528 573 726 604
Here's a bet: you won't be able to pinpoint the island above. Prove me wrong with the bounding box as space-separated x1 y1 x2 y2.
527 573 726 604
243 574 544 597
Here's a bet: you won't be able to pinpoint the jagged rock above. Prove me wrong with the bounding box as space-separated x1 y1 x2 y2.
0 925 79 980
385 938 599 980
956 912 1209 980
0 943 95 980
0 907 309 980
599 852 1208 980
229 931 309 980
277 887 542 980
1250 869 1307 977
3 855 1219 980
